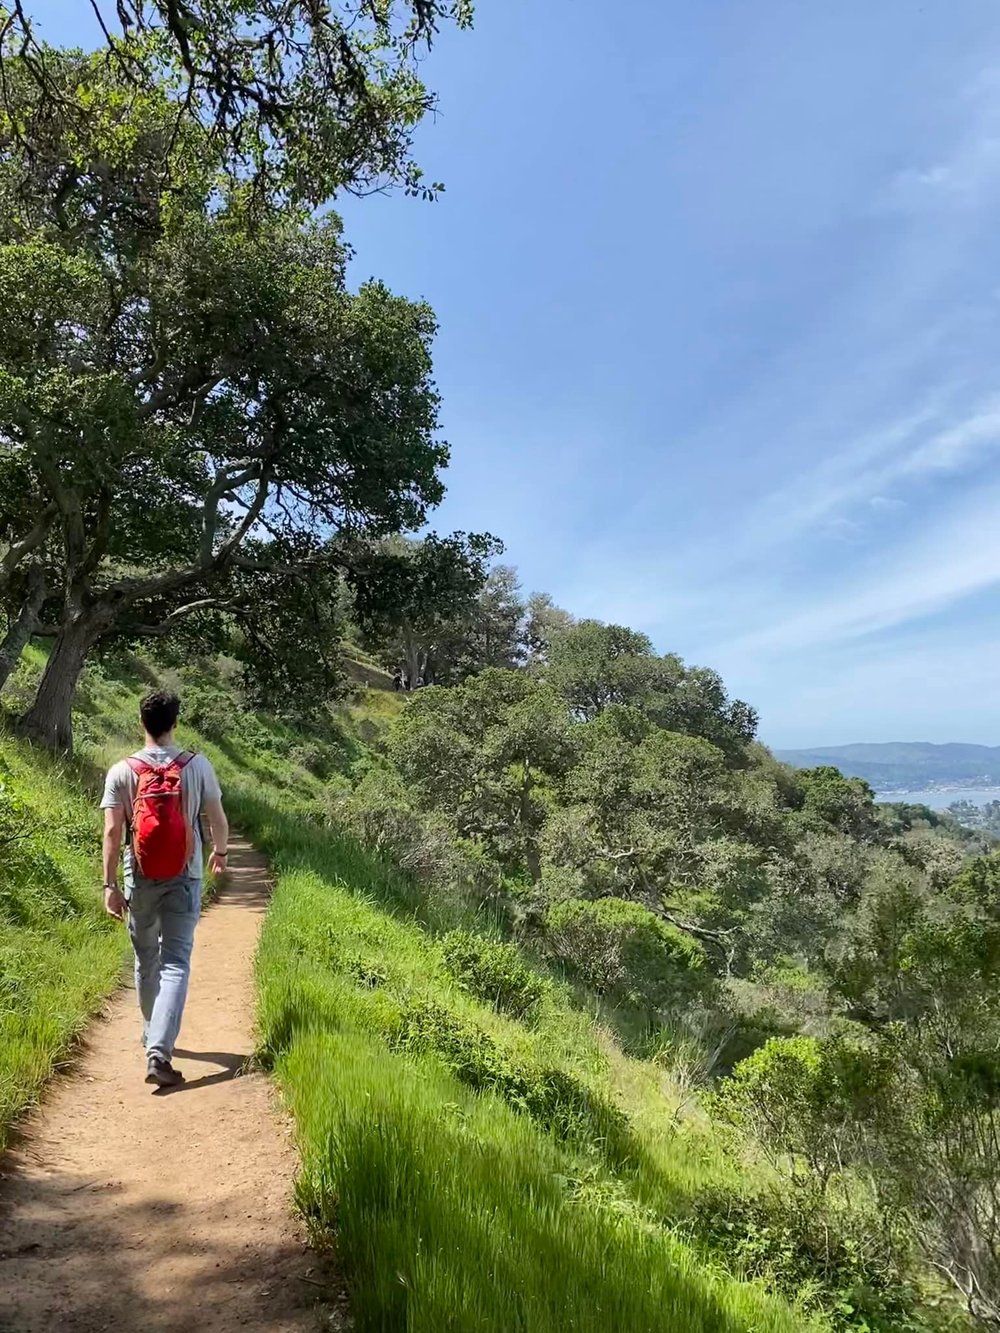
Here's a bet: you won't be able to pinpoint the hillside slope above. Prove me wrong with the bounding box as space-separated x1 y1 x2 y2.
0 653 829 1333
1 650 967 1332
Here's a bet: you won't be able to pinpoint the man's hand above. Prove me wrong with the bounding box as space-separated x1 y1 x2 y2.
209 849 229 878
104 884 127 920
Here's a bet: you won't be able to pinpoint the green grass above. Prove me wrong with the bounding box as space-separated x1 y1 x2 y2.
0 724 125 1145
255 864 811 1333
287 1032 804 1333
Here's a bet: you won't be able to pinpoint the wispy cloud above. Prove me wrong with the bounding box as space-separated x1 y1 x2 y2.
741 395 1000 567
718 482 1000 657
882 66 1000 214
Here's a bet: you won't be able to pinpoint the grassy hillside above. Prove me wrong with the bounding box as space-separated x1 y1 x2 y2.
0 725 124 1142
0 651 961 1331
0 645 375 1146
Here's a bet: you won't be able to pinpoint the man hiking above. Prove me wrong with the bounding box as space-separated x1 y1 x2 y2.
101 689 229 1088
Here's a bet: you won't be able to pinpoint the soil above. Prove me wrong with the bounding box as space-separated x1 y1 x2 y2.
0 837 335 1333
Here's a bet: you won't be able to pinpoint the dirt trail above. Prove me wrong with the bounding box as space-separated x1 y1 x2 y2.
0 837 329 1333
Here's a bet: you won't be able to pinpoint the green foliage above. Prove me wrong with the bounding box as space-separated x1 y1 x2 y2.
796 767 883 844
691 1186 924 1332
712 1035 896 1186
336 766 507 927
395 996 629 1148
349 532 503 685
389 669 575 879
0 51 474 749
947 851 1000 917
4 646 969 1330
543 619 758 753
441 929 548 1020
286 1036 802 1333
524 591 575 664
545 897 711 1013
0 764 70 924
3 2 474 210
253 836 808 1333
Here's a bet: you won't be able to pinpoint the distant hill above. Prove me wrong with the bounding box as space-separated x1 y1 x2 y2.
774 741 1000 791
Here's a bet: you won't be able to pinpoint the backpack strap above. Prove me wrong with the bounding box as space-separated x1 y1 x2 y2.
125 752 195 775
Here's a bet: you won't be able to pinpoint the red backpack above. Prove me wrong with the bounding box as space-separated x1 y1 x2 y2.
126 752 195 880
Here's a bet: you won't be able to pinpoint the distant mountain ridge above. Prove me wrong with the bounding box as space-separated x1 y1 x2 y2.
774 741 1000 791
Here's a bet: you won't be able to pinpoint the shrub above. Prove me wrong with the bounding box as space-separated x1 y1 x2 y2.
394 998 631 1153
178 679 233 743
690 1185 923 1332
339 768 506 919
288 741 334 779
710 1035 895 1189
545 897 712 1013
442 929 548 1019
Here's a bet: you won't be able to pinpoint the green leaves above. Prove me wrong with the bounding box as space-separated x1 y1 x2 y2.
542 619 758 755
2 2 475 211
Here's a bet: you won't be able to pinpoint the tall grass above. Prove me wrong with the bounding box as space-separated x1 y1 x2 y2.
0 727 125 1145
252 846 811 1331
286 1033 805 1333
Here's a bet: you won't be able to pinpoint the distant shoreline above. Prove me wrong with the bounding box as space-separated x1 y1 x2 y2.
875 786 1000 810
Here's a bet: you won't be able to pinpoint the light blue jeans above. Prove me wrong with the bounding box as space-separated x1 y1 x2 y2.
126 874 202 1061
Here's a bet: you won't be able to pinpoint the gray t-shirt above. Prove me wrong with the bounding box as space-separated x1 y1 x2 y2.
101 745 222 883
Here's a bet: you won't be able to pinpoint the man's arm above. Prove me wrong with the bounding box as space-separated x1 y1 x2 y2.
102 806 127 920
203 797 229 877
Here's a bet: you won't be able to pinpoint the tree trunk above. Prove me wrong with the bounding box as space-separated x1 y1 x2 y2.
519 760 542 882
18 608 108 752
401 623 421 687
0 569 45 693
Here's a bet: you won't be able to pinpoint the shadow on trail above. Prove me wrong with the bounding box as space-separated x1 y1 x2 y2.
157 1050 251 1096
0 1167 329 1333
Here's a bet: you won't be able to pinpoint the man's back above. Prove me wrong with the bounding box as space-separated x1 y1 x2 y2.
102 745 221 884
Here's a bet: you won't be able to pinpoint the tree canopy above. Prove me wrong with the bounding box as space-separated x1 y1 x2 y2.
1 0 473 207
0 48 473 747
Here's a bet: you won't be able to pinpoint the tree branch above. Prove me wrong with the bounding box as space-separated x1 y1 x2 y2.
0 500 57 585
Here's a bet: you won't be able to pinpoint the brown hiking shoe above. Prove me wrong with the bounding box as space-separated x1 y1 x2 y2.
145 1055 184 1088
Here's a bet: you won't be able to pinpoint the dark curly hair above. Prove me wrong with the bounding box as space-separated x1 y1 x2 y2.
139 690 181 740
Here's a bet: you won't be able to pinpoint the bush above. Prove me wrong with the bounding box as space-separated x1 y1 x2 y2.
710 1035 895 1188
545 897 712 1013
394 997 631 1152
690 1185 923 1332
288 741 335 779
178 678 233 743
338 768 506 921
442 929 548 1019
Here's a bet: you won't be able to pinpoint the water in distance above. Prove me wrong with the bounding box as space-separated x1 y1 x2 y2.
876 787 1000 811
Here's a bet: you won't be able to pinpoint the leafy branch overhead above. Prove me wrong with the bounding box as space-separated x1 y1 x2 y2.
0 0 474 205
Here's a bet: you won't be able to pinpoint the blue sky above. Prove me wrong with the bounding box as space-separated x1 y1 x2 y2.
36 1 1000 746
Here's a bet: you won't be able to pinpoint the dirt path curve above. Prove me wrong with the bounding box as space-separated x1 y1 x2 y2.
0 837 329 1333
